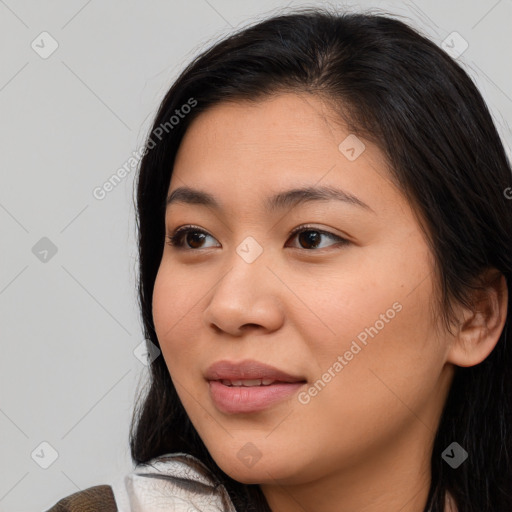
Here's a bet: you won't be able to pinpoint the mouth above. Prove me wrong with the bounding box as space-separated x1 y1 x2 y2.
205 359 307 414
216 378 296 387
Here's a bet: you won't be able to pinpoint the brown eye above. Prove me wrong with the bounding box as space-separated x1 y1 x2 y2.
296 230 322 249
287 226 349 250
184 231 207 249
166 226 219 250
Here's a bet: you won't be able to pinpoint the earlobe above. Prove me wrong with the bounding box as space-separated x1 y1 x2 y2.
446 270 508 368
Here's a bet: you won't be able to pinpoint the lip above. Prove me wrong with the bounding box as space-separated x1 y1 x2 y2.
205 359 307 414
205 359 306 382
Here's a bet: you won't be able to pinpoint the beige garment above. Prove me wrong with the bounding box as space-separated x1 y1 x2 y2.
111 452 237 512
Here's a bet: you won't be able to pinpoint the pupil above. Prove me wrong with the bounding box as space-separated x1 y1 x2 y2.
188 232 205 248
299 230 320 249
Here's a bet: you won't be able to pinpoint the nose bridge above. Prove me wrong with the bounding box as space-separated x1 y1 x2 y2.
219 234 274 299
203 236 284 334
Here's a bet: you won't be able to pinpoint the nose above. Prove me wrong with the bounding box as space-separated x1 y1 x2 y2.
203 253 285 337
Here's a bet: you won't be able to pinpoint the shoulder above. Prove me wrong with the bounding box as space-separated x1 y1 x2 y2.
45 484 116 512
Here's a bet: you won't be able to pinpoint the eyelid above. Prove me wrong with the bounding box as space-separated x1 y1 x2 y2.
166 223 350 251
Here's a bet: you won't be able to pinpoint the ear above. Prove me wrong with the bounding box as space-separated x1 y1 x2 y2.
446 269 508 367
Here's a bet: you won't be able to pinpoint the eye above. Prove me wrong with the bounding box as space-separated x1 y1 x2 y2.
286 224 349 250
166 224 349 251
166 225 219 250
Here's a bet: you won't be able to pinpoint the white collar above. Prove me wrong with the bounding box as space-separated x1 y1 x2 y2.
111 452 237 511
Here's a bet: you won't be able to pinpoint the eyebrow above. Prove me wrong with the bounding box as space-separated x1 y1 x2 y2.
166 185 374 213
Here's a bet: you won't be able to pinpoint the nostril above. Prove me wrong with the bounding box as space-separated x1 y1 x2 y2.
241 323 260 330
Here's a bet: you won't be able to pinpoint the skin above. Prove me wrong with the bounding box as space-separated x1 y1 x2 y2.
151 92 508 512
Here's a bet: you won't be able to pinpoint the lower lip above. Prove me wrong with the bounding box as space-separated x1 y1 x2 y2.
208 380 306 414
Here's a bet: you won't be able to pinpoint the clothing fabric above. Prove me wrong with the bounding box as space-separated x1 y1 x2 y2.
45 484 116 512
46 452 237 512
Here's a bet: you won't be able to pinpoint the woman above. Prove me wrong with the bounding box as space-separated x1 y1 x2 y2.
47 6 512 512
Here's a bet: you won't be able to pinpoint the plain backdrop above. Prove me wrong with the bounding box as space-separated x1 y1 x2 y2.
0 1 511 510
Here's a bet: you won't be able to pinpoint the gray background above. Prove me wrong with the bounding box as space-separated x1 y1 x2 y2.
0 1 510 510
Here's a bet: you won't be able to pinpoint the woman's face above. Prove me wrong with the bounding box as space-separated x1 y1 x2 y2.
152 93 456 490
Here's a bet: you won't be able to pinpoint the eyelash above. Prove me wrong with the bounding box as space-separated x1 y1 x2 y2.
165 224 349 252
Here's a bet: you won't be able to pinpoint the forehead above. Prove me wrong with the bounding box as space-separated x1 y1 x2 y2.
175 93 346 161
168 92 403 217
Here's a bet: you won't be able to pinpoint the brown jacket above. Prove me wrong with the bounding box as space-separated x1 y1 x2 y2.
45 485 117 512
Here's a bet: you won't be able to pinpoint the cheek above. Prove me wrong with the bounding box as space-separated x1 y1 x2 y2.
301 273 443 429
301 267 417 364
152 266 174 341
302 247 442 404
152 264 200 367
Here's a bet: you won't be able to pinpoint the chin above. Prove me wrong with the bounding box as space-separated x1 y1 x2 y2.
211 448 298 485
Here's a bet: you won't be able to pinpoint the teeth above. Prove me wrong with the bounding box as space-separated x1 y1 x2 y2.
220 378 277 387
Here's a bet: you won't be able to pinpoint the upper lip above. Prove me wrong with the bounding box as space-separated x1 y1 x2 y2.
205 359 306 383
